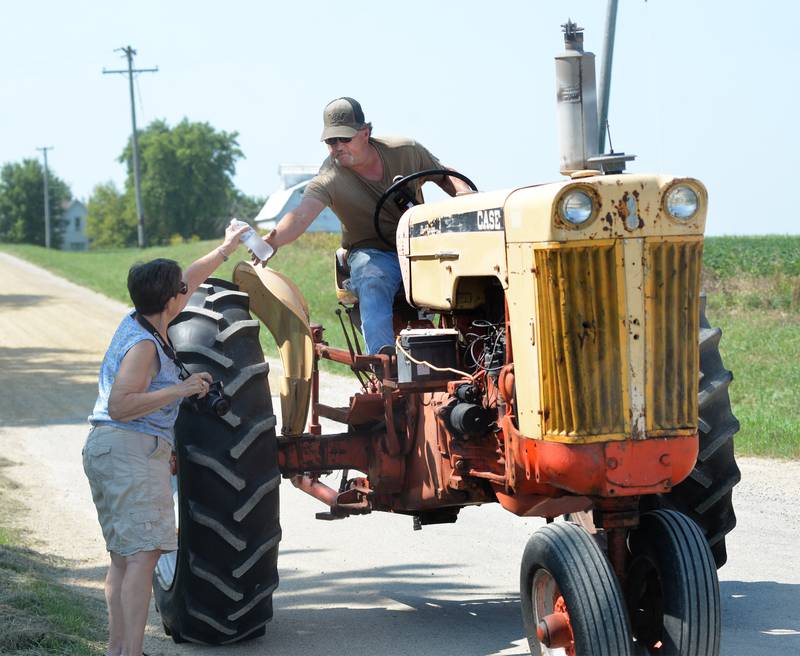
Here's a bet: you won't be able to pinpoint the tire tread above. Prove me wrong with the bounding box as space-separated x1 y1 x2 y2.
154 281 280 645
520 522 632 655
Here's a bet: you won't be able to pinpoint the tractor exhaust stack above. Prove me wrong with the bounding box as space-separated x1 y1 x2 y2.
555 19 634 176
555 21 599 175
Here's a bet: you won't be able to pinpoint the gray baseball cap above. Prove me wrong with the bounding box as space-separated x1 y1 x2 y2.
320 97 367 141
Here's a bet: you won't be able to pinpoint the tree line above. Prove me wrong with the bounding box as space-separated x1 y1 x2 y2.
0 118 265 249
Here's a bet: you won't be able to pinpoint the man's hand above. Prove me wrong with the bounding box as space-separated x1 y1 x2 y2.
179 372 213 398
436 167 474 197
248 197 325 267
250 229 278 267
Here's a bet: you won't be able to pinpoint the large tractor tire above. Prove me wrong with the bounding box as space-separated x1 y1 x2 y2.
653 295 741 568
626 510 720 656
520 522 632 656
153 279 281 644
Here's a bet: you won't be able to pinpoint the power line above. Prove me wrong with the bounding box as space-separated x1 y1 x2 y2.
103 45 158 248
36 146 53 249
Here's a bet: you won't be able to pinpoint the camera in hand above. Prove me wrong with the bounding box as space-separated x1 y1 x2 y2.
184 380 231 416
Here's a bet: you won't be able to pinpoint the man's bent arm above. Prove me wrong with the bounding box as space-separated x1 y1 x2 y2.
435 166 474 196
269 196 326 248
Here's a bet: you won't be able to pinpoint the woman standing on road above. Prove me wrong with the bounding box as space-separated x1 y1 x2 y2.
82 221 249 656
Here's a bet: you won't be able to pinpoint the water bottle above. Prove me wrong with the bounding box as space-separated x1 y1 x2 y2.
229 219 273 261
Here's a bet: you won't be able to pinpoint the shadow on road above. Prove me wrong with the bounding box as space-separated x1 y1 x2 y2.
720 580 800 655
266 559 524 655
0 293 54 309
11 546 525 656
1 346 98 426
16 553 522 656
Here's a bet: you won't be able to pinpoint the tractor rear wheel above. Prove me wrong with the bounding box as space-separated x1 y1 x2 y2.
626 509 720 656
153 279 281 644
654 295 741 568
520 521 632 656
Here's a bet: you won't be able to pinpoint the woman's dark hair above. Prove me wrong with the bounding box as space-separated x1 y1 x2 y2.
127 258 183 315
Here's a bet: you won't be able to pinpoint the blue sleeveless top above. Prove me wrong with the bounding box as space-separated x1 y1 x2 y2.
88 310 182 444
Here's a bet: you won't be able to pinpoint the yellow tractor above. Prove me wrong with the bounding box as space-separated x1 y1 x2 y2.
153 20 739 656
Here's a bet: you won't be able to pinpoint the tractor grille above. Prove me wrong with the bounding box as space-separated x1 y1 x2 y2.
534 242 625 439
645 239 703 431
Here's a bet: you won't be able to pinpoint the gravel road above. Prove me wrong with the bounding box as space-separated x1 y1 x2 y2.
1 252 798 655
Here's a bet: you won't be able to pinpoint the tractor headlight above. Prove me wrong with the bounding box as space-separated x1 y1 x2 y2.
665 185 699 220
558 190 595 226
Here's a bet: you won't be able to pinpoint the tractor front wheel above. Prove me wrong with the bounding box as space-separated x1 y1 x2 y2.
520 522 632 656
626 509 720 656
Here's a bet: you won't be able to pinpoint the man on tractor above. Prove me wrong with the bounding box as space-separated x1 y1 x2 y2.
255 96 472 355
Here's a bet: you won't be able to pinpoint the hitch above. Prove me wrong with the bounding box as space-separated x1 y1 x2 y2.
292 474 373 520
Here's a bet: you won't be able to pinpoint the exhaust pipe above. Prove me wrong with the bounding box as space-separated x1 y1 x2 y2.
555 21 599 175
555 19 634 176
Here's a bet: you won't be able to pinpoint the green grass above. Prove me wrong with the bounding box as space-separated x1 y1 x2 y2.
711 309 800 459
0 525 15 546
2 236 798 459
0 459 104 656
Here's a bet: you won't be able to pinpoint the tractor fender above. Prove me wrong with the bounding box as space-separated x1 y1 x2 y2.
233 261 313 436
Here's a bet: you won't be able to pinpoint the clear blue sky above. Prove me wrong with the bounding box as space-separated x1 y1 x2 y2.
2 0 797 236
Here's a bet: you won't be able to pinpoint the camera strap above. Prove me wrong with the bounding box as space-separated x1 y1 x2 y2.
133 312 192 380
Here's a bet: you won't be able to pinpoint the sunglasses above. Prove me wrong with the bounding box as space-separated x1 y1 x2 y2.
324 136 353 145
177 281 188 295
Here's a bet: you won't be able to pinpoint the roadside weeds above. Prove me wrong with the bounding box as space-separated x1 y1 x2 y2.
0 456 105 656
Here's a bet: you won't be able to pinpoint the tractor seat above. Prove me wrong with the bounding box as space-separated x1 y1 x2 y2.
335 248 359 305
333 248 433 339
333 248 411 308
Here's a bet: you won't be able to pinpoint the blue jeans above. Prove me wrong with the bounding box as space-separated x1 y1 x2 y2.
347 248 403 355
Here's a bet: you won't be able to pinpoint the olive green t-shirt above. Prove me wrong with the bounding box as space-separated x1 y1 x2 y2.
303 136 444 251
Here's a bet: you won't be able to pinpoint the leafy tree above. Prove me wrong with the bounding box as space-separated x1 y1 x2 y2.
86 181 137 248
227 189 267 222
0 159 71 247
119 118 243 244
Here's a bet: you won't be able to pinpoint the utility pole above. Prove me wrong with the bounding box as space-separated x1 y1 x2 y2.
103 46 158 248
36 146 53 249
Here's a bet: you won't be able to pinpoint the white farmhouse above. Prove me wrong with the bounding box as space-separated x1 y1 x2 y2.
61 199 89 251
254 164 340 233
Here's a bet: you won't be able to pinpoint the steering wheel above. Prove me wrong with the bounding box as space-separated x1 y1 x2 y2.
372 169 478 247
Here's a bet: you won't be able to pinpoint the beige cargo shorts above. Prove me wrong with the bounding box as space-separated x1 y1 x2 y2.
82 424 178 556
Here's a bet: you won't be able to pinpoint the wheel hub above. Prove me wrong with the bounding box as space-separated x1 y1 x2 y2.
536 595 575 652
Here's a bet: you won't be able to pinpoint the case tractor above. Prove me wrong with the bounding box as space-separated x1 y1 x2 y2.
153 21 740 656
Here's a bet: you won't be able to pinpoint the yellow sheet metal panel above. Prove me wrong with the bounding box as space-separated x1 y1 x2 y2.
406 230 506 309
504 174 707 244
644 237 703 431
534 240 626 441
506 243 543 437
400 189 513 310
621 238 646 439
